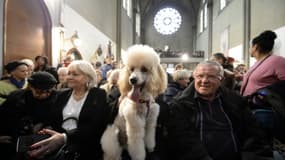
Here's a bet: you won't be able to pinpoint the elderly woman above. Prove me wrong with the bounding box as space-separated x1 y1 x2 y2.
56 67 69 89
163 69 191 104
21 58 35 77
0 61 29 105
28 60 110 160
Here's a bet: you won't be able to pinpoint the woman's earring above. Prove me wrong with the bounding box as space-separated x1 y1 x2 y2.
86 81 90 88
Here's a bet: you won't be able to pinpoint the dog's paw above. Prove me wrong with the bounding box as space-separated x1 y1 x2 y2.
146 145 155 152
128 141 145 160
145 135 155 152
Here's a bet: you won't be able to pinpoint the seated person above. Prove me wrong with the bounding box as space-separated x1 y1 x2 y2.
0 61 29 105
0 71 58 160
27 60 110 160
167 61 272 160
164 69 190 104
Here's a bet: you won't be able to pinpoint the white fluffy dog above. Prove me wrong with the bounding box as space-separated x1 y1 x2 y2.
101 44 167 160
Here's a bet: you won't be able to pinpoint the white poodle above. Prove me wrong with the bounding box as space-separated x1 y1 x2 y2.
101 44 167 160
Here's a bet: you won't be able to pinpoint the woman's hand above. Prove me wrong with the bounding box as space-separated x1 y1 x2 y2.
28 129 65 158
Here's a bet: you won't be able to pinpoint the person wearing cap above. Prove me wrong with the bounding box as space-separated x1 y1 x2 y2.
0 61 29 105
0 71 58 160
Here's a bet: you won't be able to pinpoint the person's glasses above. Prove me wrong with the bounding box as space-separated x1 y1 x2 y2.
194 74 222 81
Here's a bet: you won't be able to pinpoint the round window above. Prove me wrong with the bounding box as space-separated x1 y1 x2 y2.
154 7 182 35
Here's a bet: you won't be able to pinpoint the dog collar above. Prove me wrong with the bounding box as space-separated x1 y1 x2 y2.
139 99 150 116
138 99 150 106
127 97 151 116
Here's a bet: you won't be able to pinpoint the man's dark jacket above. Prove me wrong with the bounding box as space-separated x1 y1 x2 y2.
166 83 272 160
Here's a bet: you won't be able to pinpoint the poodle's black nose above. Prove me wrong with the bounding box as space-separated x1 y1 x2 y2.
130 77 137 84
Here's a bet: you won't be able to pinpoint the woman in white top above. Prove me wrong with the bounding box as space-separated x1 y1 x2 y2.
29 60 110 160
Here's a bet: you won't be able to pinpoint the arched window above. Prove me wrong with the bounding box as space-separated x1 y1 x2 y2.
199 1 208 33
220 0 226 10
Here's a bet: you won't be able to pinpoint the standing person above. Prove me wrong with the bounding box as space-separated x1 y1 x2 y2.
240 30 285 96
100 56 113 80
234 64 247 91
34 55 58 81
0 61 29 105
167 61 272 160
240 30 285 143
0 71 58 160
28 60 110 160
211 52 235 90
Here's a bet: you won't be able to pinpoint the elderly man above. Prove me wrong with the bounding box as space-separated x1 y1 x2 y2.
0 71 58 160
166 61 272 160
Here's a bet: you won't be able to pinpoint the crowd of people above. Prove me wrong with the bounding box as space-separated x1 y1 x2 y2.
0 30 284 160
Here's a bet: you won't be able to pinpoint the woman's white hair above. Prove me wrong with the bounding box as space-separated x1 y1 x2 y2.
68 60 97 89
21 58 34 68
172 69 191 82
57 66 68 75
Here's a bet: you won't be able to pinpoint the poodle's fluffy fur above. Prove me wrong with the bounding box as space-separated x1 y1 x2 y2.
101 44 167 160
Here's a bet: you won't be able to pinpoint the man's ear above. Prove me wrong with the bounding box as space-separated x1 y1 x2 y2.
219 76 224 81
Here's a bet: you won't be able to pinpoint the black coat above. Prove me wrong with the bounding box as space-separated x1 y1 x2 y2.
163 82 185 104
49 87 110 160
0 89 58 160
0 89 57 137
166 83 272 160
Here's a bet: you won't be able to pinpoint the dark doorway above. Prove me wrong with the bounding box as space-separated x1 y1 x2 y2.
3 0 52 65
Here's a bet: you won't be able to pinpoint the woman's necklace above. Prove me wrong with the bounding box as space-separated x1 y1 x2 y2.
73 91 86 101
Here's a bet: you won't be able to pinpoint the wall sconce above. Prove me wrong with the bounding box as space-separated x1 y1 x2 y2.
71 30 81 47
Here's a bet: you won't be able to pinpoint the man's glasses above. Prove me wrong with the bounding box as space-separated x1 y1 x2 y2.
194 74 222 81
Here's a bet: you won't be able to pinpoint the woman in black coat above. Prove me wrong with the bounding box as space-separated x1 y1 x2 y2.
29 60 110 160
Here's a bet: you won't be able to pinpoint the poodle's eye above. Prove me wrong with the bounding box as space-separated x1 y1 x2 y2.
129 67 134 72
141 66 148 73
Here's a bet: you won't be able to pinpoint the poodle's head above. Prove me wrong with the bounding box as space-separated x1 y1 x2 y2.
118 44 167 98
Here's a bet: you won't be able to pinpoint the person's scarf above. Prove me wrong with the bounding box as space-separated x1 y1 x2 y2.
9 77 26 89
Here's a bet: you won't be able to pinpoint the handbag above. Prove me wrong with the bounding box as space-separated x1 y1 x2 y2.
53 144 80 160
43 144 80 160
